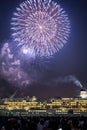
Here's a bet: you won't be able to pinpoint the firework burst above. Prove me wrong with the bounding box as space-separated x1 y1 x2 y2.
11 0 70 57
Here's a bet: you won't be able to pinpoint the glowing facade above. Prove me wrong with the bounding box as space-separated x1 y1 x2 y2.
80 89 87 98
11 0 70 57
0 96 87 116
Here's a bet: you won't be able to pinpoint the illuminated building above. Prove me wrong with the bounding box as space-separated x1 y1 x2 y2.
0 90 87 116
80 89 87 98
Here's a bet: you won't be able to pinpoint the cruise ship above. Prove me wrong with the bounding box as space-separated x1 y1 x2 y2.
0 89 87 116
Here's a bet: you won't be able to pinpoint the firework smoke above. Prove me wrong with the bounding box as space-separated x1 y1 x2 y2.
0 42 41 87
58 75 83 88
42 75 83 88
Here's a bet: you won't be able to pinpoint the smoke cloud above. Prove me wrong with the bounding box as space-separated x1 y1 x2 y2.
57 75 83 88
0 42 41 87
43 75 83 88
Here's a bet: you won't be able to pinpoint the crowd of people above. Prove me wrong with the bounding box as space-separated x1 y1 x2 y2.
0 116 87 130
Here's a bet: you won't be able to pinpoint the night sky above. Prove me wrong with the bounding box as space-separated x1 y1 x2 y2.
0 0 87 99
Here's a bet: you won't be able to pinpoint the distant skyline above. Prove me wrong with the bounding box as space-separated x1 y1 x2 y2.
0 0 87 99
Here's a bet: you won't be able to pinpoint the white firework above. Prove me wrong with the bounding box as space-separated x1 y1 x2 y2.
11 0 70 57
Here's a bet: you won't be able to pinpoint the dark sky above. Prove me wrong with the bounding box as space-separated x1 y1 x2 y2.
0 0 87 99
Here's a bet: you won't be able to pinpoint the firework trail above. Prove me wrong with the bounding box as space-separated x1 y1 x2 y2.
11 0 70 57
